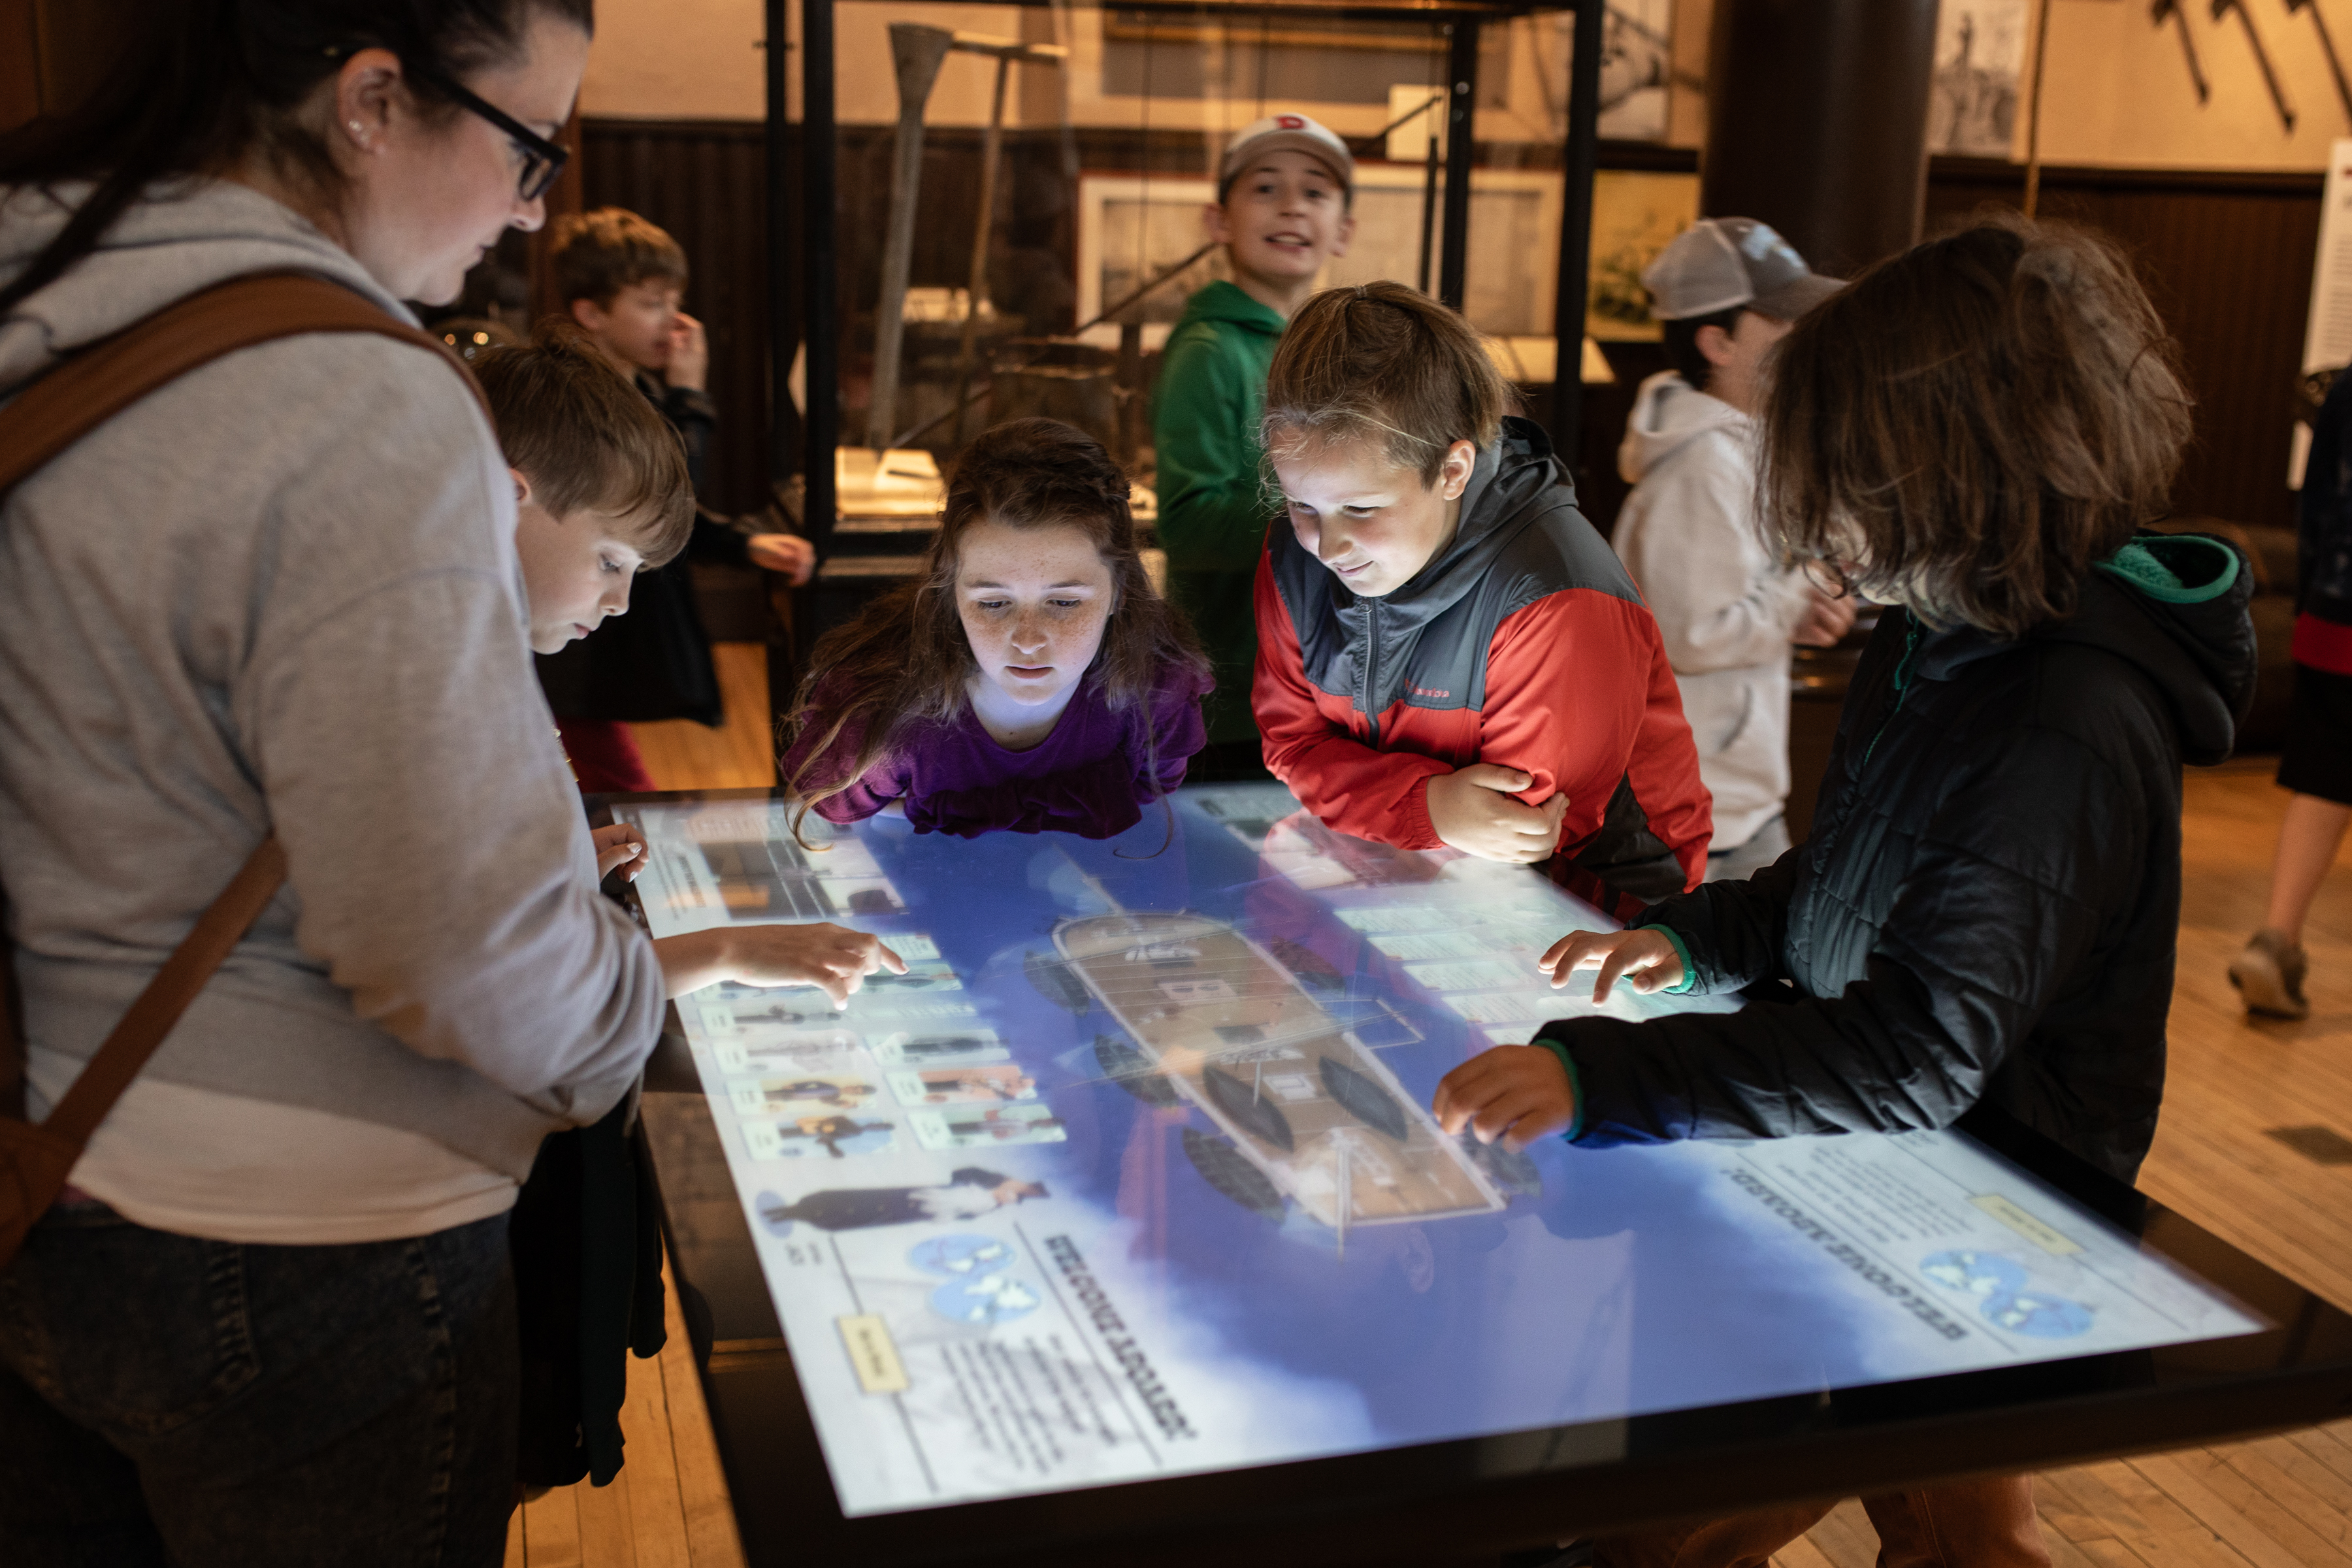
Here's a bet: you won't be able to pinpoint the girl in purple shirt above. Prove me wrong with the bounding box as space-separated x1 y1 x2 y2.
783 418 1213 840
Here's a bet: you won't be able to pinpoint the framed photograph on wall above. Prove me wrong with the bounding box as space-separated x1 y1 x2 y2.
1927 0 2027 158
1586 169 1700 342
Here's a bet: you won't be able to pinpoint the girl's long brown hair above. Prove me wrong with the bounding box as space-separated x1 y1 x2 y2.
1759 216 2193 639
784 418 1209 838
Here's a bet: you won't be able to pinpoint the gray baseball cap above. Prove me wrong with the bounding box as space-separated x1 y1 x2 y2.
1642 218 1843 322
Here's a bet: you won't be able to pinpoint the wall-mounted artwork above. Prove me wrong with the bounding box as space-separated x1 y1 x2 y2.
1585 0 1677 144
1585 169 1701 342
1928 0 2027 158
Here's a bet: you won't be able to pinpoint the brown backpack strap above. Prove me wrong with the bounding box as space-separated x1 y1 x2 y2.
0 269 487 1205
0 270 487 495
37 837 289 1145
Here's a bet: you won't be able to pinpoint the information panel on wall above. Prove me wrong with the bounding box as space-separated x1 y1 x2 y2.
616 784 2263 1519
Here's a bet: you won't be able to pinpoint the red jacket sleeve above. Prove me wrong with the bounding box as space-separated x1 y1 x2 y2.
1252 555 1454 847
1480 592 1712 890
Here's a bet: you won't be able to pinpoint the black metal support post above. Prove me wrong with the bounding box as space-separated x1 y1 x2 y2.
801 0 838 559
1416 124 1439 297
1435 16 1479 312
764 0 794 488
1549 0 1603 465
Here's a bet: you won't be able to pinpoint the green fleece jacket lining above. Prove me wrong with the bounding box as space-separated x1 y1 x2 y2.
2095 534 2240 604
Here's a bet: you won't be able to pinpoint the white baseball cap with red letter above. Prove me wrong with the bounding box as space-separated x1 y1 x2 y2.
1217 113 1356 202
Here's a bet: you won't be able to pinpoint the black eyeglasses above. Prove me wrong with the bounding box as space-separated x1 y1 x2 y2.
410 66 570 202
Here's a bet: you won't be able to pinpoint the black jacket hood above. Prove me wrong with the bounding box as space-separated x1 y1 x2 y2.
1914 532 2257 767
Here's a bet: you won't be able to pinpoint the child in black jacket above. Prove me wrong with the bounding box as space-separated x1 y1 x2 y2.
537 208 814 783
1435 219 2255 1567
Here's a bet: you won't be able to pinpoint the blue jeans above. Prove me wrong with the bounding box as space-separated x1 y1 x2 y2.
0 1202 517 1567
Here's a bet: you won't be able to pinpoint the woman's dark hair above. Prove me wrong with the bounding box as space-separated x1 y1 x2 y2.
1759 216 2193 639
785 417 1210 840
0 0 592 317
1660 304 1746 394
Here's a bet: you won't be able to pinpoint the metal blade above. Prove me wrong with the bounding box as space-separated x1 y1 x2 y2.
2215 0 2296 131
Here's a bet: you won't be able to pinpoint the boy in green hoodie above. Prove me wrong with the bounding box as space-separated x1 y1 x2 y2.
1153 114 1357 777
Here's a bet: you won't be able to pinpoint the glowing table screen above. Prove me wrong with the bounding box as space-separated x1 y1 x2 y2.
615 785 2262 1518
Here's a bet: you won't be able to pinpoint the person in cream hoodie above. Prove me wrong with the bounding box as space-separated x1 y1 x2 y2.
1612 218 1855 879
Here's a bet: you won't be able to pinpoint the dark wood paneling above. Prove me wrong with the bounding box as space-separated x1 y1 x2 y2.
580 120 777 516
527 103 587 335
0 0 39 134
1925 160 2323 534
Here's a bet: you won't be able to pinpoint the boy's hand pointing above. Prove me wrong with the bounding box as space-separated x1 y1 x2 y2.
1537 927 1686 1000
1434 1045 1578 1152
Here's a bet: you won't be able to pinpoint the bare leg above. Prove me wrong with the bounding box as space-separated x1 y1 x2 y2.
1863 1476 2051 1566
2264 792 2352 945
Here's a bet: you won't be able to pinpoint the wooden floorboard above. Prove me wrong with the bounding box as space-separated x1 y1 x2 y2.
627 642 776 791
519 1480 583 1568
524 711 2352 1565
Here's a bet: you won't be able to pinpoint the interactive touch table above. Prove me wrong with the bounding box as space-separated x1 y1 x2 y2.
608 783 2352 1567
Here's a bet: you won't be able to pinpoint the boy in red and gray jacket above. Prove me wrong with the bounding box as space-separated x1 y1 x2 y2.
1252 282 1710 915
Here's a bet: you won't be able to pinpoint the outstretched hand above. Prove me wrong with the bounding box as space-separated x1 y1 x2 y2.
657 923 906 1005
1433 1045 1578 1152
1536 927 1686 1002
730 923 907 1006
1424 764 1567 864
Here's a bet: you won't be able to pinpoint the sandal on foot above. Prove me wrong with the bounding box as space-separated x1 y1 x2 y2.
2229 929 2310 1019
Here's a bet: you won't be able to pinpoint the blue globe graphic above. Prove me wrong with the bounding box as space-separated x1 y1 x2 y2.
1984 1290 2093 1338
1919 1249 2029 1300
929 1273 1044 1326
909 1234 1015 1279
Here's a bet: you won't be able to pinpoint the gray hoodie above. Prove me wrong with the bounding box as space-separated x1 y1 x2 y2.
0 180 664 1239
1612 370 1813 851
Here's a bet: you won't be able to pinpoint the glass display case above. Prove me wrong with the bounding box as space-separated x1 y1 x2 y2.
765 0 1632 632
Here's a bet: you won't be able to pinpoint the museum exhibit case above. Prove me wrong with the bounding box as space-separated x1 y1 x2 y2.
764 0 1686 644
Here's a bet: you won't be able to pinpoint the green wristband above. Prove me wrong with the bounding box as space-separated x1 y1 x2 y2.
1534 1037 1586 1142
1646 924 1697 994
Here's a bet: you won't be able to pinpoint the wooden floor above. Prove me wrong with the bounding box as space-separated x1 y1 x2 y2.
627 642 779 792
504 1254 748 1568
507 653 2352 1567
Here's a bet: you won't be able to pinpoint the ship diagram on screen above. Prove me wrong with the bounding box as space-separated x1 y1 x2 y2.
1053 911 1509 1236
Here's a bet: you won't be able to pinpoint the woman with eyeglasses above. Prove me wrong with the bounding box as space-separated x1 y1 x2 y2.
0 5 664 1561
